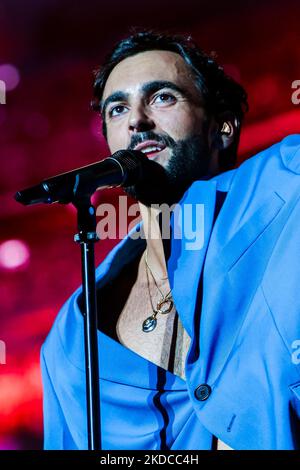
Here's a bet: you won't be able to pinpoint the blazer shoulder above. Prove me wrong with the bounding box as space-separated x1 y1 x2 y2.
279 134 300 174
228 134 300 192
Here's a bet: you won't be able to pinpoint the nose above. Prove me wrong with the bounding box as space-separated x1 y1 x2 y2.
128 103 155 133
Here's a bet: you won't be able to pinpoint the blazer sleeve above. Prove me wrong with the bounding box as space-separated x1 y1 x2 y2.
40 344 77 449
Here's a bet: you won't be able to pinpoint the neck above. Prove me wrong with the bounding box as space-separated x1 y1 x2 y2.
139 202 169 281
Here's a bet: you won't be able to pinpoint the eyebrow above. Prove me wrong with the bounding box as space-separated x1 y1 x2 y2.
100 80 188 118
141 80 187 97
100 91 129 118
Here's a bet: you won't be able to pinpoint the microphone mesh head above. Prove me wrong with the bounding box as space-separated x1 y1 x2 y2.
112 150 147 186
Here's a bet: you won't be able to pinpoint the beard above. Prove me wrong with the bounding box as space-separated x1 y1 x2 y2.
124 131 211 206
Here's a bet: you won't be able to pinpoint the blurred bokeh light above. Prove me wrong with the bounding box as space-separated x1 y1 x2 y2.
0 240 30 270
0 64 20 91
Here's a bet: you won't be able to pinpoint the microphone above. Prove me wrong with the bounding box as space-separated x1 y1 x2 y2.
14 150 148 205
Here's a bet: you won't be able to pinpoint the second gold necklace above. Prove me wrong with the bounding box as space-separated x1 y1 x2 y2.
142 251 174 333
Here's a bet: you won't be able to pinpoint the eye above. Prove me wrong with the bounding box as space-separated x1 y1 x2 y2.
153 92 176 105
108 104 128 118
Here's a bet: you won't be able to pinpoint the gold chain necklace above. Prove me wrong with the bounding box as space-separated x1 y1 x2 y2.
142 250 174 333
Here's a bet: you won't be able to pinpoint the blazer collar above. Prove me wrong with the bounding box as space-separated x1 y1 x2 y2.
167 177 229 338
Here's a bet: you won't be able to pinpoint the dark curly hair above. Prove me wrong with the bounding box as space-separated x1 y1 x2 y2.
92 30 248 170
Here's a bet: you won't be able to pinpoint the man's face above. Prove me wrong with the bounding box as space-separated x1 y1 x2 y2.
101 50 214 204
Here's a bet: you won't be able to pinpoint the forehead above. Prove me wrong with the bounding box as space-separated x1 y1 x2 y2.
102 50 198 100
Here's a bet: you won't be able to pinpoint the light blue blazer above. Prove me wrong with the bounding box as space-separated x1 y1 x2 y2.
41 134 300 450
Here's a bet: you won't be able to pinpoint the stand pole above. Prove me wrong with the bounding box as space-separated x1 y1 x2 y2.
74 198 101 450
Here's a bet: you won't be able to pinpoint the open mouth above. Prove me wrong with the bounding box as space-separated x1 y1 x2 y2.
133 140 167 159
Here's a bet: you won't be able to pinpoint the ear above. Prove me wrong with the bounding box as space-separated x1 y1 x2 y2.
212 112 238 151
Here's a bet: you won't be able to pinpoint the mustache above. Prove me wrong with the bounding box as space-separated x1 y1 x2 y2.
127 131 176 150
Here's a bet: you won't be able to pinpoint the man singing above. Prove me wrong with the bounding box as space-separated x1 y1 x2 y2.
41 30 300 450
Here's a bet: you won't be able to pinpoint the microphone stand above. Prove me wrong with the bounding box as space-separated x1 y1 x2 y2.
14 150 149 450
73 195 101 450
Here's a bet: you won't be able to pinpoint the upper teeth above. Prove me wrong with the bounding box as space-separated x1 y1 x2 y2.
141 146 162 154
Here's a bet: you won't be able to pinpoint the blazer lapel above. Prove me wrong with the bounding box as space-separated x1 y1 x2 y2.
166 167 287 390
167 180 217 338
198 189 286 386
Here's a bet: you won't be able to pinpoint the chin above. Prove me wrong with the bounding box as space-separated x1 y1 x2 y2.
147 148 170 167
124 156 182 206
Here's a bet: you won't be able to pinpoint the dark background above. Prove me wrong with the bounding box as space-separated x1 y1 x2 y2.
0 0 299 449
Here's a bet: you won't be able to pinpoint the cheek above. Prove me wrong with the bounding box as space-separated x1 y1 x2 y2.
157 108 204 140
106 123 127 152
